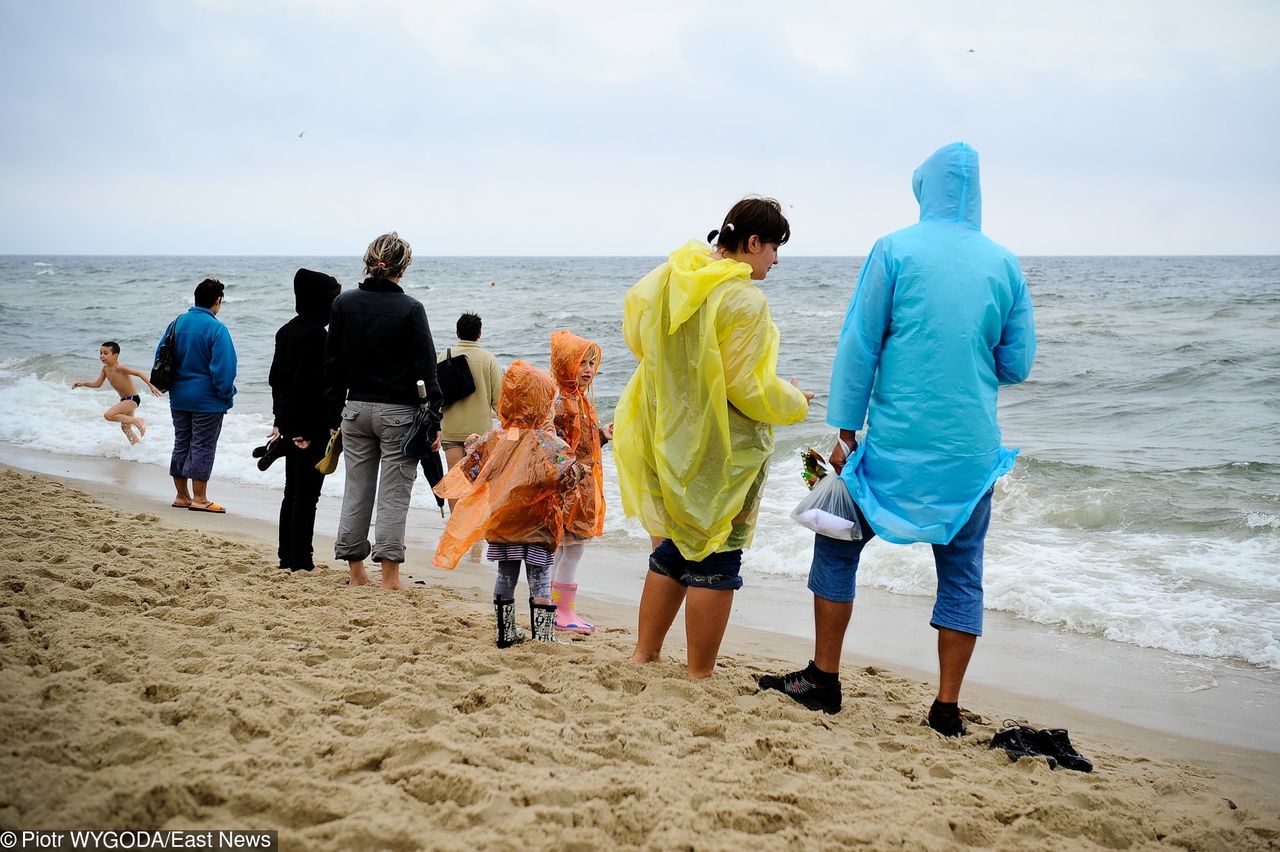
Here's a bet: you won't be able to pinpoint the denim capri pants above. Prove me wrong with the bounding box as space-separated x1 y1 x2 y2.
807 489 993 636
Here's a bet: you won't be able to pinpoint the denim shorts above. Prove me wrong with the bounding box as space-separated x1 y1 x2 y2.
648 539 743 591
807 489 993 636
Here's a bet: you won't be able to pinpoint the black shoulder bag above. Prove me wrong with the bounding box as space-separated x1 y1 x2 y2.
437 348 476 405
150 317 179 393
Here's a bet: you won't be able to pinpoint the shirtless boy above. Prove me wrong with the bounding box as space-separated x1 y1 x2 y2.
71 341 161 444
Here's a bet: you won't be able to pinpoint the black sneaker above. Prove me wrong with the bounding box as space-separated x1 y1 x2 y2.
991 723 1057 768
926 701 967 737
1034 728 1093 773
758 664 842 714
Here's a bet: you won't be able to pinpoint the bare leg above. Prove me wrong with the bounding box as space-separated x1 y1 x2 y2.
936 627 977 703
631 570 686 664
813 596 855 673
684 587 734 679
104 401 142 443
191 480 212 509
649 535 664 550
172 476 191 508
380 560 402 591
444 445 465 513
348 559 372 586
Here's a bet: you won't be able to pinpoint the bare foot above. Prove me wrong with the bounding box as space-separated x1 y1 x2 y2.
631 651 661 665
381 564 402 591
125 428 140 445
348 562 372 586
136 417 147 438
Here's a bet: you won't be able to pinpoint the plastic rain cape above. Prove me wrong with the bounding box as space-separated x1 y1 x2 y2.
614 241 809 561
830 142 1037 545
551 329 605 540
433 361 574 569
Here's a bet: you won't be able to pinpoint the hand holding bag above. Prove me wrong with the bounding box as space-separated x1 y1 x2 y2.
791 471 863 540
315 430 343 475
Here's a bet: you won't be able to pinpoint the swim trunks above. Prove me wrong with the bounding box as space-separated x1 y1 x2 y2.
121 395 141 405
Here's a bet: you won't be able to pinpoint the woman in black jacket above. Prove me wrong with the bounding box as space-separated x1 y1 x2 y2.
324 233 443 589
267 268 341 572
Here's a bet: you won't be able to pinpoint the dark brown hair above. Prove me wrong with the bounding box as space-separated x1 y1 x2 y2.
707 197 790 252
194 278 224 308
101 341 120 355
457 312 482 341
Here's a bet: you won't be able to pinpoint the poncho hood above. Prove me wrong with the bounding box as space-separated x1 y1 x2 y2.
293 268 340 324
498 360 556 429
913 142 982 231
550 330 601 392
666 241 753 333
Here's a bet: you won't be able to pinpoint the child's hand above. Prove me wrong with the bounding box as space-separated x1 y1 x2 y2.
791 376 816 402
70 381 81 389
602 422 615 441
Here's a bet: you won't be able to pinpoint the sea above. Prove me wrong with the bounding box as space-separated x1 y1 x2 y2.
1 255 1277 674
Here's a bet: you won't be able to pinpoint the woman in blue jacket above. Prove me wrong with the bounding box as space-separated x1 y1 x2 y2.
160 278 237 513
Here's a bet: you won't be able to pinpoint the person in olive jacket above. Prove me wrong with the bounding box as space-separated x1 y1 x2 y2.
324 232 443 590
267 268 341 572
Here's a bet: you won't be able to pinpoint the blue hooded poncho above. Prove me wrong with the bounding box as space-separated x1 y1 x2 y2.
829 142 1036 545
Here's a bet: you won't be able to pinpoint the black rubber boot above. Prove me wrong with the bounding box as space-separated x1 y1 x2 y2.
530 599 558 643
495 597 526 648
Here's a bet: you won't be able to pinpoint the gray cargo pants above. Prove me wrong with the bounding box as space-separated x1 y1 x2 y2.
335 401 418 564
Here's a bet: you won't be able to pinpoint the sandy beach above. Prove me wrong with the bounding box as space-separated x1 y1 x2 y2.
1 462 1277 850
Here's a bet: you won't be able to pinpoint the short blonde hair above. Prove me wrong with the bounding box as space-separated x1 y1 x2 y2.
363 232 413 280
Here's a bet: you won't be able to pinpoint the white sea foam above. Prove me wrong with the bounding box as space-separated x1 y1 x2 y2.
0 373 445 510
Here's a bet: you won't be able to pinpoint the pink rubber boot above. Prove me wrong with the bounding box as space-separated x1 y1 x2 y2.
551 581 594 634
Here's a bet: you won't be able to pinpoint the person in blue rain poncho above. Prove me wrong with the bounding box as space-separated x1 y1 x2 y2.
760 143 1036 735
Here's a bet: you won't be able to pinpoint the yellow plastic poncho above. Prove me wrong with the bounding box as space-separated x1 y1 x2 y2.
614 241 810 561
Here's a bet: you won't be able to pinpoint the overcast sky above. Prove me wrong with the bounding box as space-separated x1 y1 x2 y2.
1 0 1277 256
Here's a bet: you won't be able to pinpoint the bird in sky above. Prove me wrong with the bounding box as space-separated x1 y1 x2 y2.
298 131 305 138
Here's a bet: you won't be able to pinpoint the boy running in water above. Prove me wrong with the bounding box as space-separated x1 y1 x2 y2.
71 341 161 444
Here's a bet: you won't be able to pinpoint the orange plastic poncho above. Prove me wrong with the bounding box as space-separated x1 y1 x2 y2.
550 330 605 540
614 241 810 561
432 360 575 569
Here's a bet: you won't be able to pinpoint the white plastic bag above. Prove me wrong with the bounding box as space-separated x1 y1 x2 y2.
790 473 863 540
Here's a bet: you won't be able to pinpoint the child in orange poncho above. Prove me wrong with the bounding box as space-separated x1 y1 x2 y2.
549 330 613 634
433 360 579 647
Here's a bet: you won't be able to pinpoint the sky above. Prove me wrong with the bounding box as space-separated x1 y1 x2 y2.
1 0 1277 256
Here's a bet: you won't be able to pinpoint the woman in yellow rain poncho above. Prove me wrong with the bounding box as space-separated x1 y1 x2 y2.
614 197 812 678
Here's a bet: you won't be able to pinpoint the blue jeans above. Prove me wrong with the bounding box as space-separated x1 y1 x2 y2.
807 489 993 636
169 410 224 482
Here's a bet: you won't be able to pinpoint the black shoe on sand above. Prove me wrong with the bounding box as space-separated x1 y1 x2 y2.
1035 728 1093 772
991 723 1056 768
758 662 842 714
927 700 967 737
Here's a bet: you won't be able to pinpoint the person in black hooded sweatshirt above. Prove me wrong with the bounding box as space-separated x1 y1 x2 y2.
268 268 341 572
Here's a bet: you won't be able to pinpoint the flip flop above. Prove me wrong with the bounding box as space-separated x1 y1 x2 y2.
188 503 227 514
171 501 191 509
